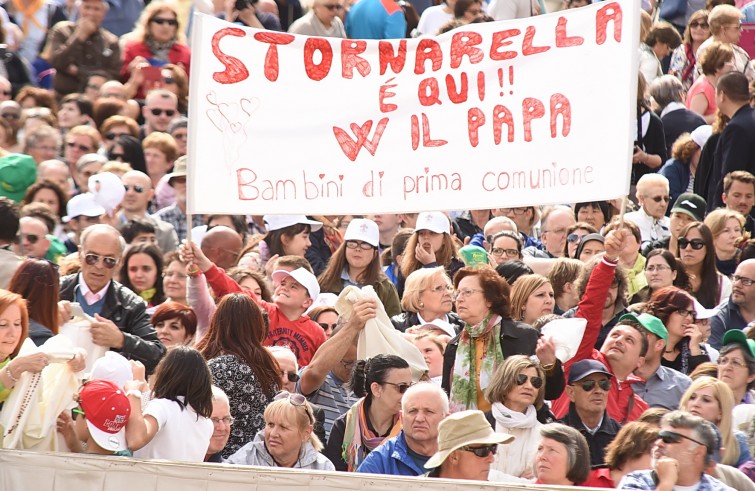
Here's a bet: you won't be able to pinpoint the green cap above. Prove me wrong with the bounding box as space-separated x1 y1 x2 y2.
0 153 36 202
619 312 668 342
722 330 755 358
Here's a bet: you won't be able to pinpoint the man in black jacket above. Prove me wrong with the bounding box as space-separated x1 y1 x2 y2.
59 224 165 371
558 359 621 467
713 72 755 209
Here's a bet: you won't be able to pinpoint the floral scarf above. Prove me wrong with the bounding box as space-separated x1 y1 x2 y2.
450 313 503 412
341 398 401 471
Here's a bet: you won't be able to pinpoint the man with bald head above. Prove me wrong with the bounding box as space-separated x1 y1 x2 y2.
118 170 178 253
357 382 450 476
59 224 165 371
710 259 755 348
483 216 517 250
524 205 575 258
18 216 51 259
37 160 72 195
201 225 243 270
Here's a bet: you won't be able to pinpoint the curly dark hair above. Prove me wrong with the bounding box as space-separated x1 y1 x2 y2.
454 266 511 319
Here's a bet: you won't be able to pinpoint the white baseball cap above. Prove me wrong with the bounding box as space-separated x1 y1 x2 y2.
90 351 132 389
691 125 713 149
344 218 379 247
63 192 106 223
415 211 450 234
264 215 322 233
272 268 320 300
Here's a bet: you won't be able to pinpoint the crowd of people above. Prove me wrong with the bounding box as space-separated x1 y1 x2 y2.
0 0 754 489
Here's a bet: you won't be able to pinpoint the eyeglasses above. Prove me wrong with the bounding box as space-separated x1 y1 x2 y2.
20 233 40 244
733 275 755 287
491 247 519 258
210 416 235 425
460 444 498 458
648 195 670 203
66 141 92 152
151 17 178 26
72 406 85 419
725 23 743 30
498 208 528 216
567 233 585 244
340 359 356 370
83 252 118 269
284 370 300 383
719 356 747 369
676 309 696 319
515 373 543 389
345 240 374 251
658 430 707 448
323 3 343 9
1 112 19 119
678 238 705 250
318 322 337 331
690 21 709 29
123 184 145 193
150 108 176 117
383 381 414 393
274 391 314 423
646 264 671 272
452 288 484 300
574 378 610 392
104 132 128 141
428 284 453 294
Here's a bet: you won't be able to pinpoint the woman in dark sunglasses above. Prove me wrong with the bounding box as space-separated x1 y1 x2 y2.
108 135 146 174
482 355 548 479
677 222 732 308
562 222 598 259
644 286 710 375
226 392 334 470
121 2 191 100
324 354 410 471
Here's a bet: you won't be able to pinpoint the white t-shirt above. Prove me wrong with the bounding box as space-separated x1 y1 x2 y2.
416 5 453 36
133 397 213 462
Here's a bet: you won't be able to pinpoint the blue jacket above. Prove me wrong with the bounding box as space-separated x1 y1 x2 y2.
356 432 426 476
658 158 691 213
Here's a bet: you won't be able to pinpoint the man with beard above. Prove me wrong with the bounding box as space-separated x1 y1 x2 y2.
710 259 755 348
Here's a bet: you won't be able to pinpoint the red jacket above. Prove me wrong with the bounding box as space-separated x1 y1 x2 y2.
121 40 191 99
550 257 649 423
204 264 326 367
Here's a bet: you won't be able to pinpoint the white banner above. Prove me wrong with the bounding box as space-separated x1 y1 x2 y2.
187 1 639 215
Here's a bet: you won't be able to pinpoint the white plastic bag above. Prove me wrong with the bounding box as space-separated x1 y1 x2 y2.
539 317 588 364
59 303 107 374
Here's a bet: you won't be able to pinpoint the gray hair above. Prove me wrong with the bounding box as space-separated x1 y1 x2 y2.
23 125 61 153
718 343 755 379
211 385 229 405
538 423 591 484
79 224 125 255
649 75 684 110
267 345 299 372
661 410 717 463
401 382 450 415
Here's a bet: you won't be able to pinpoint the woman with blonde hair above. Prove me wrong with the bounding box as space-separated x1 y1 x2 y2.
704 208 746 276
679 376 751 466
669 10 711 90
510 274 554 326
226 392 335 469
687 41 736 123
121 2 191 100
484 354 548 479
695 4 754 80
391 266 462 334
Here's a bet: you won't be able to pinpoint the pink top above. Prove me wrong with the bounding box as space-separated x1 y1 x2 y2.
686 76 717 116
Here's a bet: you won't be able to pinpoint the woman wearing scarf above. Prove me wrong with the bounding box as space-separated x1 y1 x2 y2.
324 354 410 471
120 3 191 101
483 355 550 479
441 267 564 413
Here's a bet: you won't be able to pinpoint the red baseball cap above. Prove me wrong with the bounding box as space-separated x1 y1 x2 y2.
79 380 131 452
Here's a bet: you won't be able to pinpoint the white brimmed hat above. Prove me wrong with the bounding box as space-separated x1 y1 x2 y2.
417 320 456 338
63 192 106 222
415 212 450 234
693 299 717 320
425 410 515 469
344 218 379 247
272 268 320 300
264 215 322 233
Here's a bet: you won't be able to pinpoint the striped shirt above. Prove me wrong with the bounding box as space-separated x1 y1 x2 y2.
297 371 357 441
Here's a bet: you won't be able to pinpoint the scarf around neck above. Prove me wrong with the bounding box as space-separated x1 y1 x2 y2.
145 37 175 62
491 401 538 429
341 398 401 471
450 313 503 412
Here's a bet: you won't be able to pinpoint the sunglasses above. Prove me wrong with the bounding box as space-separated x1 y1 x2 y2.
284 371 300 382
690 21 709 29
658 430 707 448
318 322 337 331
274 391 314 422
1 112 19 119
515 373 543 389
83 253 118 269
123 184 145 193
323 3 343 9
574 378 611 392
20 233 40 244
460 444 498 458
678 238 705 250
567 233 584 243
151 17 178 25
648 195 670 203
384 381 414 393
150 108 176 117
66 141 92 152
104 132 126 140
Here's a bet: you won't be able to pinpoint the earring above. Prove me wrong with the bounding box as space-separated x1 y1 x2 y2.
419 301 424 308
